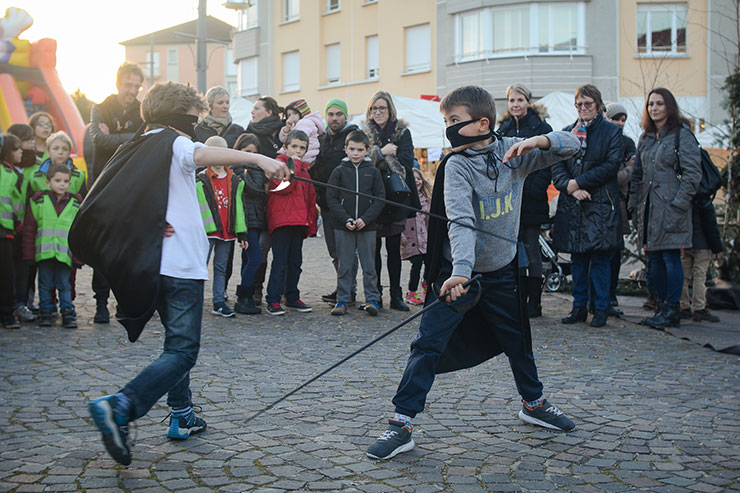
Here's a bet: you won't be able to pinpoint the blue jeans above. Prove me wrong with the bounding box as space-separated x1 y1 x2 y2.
239 229 262 289
266 226 305 304
37 260 73 313
571 251 611 311
207 238 233 305
392 261 543 417
647 249 683 304
121 276 204 420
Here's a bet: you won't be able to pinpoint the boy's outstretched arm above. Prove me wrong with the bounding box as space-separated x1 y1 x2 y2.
193 147 290 181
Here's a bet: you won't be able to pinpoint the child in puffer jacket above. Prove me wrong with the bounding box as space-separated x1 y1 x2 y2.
278 99 325 164
401 168 432 305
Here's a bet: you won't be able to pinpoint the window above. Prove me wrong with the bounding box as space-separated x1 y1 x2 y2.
326 43 341 84
283 0 300 22
326 0 340 13
145 51 160 79
637 3 687 55
367 35 379 78
225 47 238 77
454 2 585 61
405 23 430 73
239 56 258 96
238 2 258 30
283 51 300 92
166 48 178 82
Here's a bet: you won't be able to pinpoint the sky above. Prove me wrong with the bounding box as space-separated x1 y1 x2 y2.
21 0 239 103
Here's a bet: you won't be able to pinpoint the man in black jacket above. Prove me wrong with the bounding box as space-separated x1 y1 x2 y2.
88 62 144 323
310 99 359 303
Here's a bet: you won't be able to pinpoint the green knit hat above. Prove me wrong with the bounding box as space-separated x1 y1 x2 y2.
325 98 348 118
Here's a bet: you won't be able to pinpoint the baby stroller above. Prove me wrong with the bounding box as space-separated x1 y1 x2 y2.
539 225 570 292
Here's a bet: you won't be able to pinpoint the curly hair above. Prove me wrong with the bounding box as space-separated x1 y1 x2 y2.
141 82 208 123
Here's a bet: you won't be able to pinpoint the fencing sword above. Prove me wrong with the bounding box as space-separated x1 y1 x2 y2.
244 274 482 425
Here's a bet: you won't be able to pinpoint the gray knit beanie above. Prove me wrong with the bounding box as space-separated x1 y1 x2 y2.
605 102 628 120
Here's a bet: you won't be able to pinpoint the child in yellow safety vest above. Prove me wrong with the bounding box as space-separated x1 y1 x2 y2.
22 164 82 329
0 134 26 329
29 131 87 197
196 136 248 317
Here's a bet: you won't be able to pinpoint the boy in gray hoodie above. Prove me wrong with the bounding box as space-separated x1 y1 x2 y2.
367 86 581 461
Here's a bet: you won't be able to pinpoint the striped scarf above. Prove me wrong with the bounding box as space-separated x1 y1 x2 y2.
571 119 592 149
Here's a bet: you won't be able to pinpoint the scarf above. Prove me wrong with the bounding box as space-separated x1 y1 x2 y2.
202 113 232 135
247 115 283 137
571 118 593 149
367 119 406 180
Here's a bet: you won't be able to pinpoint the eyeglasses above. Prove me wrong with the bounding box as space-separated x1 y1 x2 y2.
36 121 53 128
370 106 388 113
574 101 595 109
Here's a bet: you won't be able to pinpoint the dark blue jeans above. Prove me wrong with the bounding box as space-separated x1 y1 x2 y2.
122 275 204 420
37 259 73 313
392 262 543 418
239 229 262 289
647 249 683 304
571 251 611 311
266 226 305 304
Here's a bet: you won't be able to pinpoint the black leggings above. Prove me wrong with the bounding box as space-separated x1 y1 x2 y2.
408 254 425 291
376 234 402 297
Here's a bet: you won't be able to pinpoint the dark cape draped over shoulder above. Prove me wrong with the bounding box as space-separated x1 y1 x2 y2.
70 129 178 342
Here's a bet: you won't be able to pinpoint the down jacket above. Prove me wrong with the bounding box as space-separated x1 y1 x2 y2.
278 112 326 164
266 154 317 236
497 105 553 226
401 194 430 259
628 125 701 251
551 113 623 253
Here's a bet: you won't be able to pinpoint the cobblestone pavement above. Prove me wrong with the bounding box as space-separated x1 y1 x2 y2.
1 237 739 492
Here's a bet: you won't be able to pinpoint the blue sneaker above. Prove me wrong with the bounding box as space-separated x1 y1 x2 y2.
367 418 415 460
88 395 132 465
365 300 381 317
167 411 207 440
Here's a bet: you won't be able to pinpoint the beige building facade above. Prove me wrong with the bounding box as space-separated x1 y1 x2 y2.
231 0 435 116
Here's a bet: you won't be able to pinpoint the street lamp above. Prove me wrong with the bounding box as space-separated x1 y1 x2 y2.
223 0 251 10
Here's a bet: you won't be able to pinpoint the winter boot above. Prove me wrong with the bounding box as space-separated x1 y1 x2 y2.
526 277 543 318
642 293 658 310
642 301 665 328
234 286 261 315
561 305 588 324
650 303 681 329
94 300 110 324
61 309 77 329
590 309 608 327
389 286 409 312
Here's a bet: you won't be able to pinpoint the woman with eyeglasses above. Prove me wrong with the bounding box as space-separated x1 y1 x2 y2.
497 83 553 318
361 91 421 311
551 84 623 328
628 88 701 329
29 112 55 165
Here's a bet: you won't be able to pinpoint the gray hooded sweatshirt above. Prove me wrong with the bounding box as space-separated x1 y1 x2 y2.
444 131 581 278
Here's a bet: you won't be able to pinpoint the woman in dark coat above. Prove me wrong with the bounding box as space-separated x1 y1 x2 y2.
246 96 284 158
552 84 622 328
361 91 421 311
628 88 701 329
194 86 245 147
497 83 553 318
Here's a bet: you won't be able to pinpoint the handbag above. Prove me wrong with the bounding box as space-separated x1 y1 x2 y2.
674 125 722 207
382 168 411 200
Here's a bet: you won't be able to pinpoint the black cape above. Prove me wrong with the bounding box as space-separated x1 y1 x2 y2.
70 129 178 342
425 152 532 374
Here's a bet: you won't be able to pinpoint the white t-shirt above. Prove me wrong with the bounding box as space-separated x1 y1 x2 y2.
146 129 209 280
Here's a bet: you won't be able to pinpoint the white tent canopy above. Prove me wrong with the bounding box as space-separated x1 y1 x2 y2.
230 96 255 129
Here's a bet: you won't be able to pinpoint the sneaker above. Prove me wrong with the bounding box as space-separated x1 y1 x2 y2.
331 302 347 316
322 290 337 303
2 314 20 329
693 309 720 323
518 399 575 432
167 412 207 440
234 297 261 315
286 299 312 312
406 291 424 306
266 302 285 316
37 311 53 327
61 309 77 329
367 419 415 460
212 302 235 318
14 305 35 322
88 395 132 465
365 300 380 317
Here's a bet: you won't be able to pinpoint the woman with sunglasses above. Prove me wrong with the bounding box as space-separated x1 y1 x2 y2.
551 84 623 328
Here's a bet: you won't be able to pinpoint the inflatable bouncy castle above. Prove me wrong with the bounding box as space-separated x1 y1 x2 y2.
0 7 86 173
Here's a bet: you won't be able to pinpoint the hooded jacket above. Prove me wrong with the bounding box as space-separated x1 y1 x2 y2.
326 157 385 231
551 113 623 253
498 106 554 226
266 154 317 235
278 112 326 164
233 163 267 230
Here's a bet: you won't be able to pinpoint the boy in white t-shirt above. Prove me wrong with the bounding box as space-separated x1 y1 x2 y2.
87 82 289 466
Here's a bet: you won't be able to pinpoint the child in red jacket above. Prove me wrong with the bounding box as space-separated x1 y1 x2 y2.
265 130 317 315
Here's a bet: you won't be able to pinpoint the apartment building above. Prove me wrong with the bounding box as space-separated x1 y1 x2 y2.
230 0 436 115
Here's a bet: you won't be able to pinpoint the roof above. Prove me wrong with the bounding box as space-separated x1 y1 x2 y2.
120 16 234 46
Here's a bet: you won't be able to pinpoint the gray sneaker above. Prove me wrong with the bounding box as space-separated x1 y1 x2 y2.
367 419 415 460
14 305 36 322
518 399 575 431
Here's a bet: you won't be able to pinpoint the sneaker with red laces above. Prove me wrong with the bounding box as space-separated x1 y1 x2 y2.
405 291 424 305
285 299 312 312
266 302 285 316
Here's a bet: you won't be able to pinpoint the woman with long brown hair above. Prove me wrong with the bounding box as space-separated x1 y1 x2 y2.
628 88 701 329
